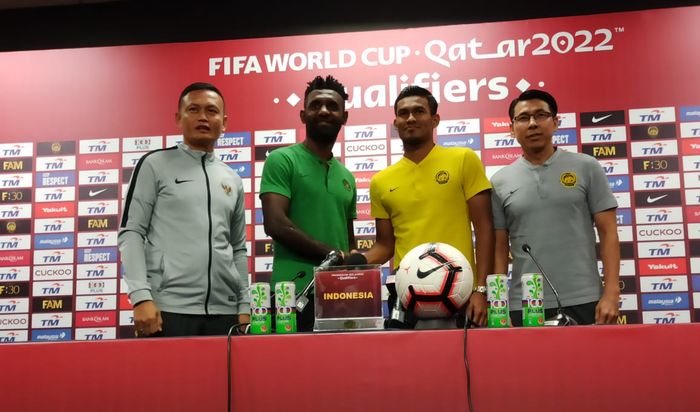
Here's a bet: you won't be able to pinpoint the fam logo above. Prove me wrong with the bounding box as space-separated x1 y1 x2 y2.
435 170 450 184
560 172 576 188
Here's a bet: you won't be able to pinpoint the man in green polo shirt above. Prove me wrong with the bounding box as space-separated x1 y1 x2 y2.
260 75 357 331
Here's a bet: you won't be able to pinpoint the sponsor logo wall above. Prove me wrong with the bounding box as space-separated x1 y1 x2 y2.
1 7 699 341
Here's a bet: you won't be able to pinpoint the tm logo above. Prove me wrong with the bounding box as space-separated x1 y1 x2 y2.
43 220 65 231
87 141 109 152
219 149 242 162
494 137 516 147
0 206 21 218
353 127 376 139
87 203 108 215
44 158 66 170
602 162 616 174
591 129 613 141
445 121 471 134
85 265 108 277
42 282 64 294
0 237 20 249
86 234 107 245
650 277 675 291
644 176 668 189
640 110 663 123
44 189 66 201
0 269 19 280
88 171 108 183
645 209 670 223
0 300 19 312
85 297 107 310
41 314 63 327
0 332 18 342
357 193 370 202
356 223 376 235
654 312 678 324
43 252 65 263
355 159 377 171
648 243 672 256
85 329 107 340
642 143 665 155
263 132 285 144
2 145 23 156
1 175 22 187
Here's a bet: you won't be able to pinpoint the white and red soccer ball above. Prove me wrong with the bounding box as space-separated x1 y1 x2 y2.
395 242 473 318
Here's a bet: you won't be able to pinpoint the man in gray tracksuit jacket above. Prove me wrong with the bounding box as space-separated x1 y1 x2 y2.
119 82 250 337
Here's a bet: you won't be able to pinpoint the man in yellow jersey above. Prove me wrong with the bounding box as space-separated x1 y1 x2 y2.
351 85 494 328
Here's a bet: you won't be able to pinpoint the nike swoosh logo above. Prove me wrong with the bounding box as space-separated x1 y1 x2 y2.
647 194 668 203
416 264 445 279
389 187 399 192
175 178 193 184
591 114 613 123
89 189 107 197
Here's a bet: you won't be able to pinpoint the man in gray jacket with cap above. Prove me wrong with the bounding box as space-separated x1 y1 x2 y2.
119 82 250 337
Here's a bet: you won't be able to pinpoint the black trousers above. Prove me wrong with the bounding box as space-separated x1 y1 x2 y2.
509 301 598 327
142 312 242 337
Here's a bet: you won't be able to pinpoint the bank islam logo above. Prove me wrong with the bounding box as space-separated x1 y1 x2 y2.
344 124 387 141
254 129 295 145
79 138 120 154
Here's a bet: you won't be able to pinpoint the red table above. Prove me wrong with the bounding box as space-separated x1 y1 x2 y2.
1 324 698 411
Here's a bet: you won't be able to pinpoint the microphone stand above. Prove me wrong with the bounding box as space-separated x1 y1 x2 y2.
296 250 342 313
521 244 578 326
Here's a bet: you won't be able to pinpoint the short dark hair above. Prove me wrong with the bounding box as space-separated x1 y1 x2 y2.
394 85 438 115
178 82 225 109
508 89 558 119
304 75 349 104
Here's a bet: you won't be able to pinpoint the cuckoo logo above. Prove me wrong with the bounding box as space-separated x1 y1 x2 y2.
79 138 120 154
636 224 684 241
32 265 74 280
254 129 295 145
1 173 31 188
0 314 28 330
438 119 480 135
344 125 387 141
217 132 251 147
344 140 388 156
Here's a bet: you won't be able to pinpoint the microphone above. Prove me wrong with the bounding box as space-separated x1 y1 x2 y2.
296 250 343 312
521 244 577 326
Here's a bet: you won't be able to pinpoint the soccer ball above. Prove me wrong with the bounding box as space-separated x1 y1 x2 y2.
395 242 473 318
